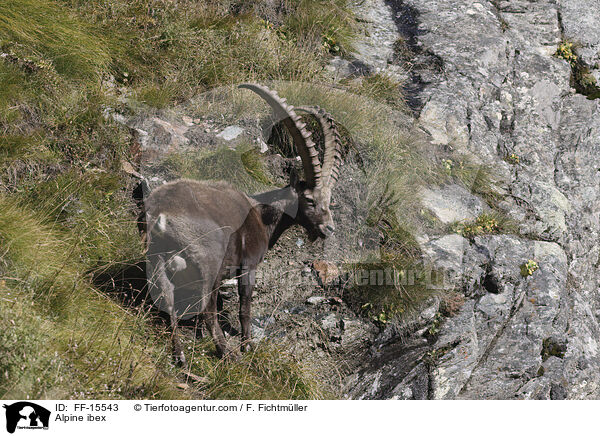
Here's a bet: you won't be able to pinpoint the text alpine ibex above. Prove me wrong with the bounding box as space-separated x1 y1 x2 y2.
144 84 343 363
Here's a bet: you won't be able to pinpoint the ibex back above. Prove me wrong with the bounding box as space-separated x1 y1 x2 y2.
144 84 343 363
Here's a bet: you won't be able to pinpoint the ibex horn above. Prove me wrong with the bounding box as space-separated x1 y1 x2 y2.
296 106 343 201
238 83 322 188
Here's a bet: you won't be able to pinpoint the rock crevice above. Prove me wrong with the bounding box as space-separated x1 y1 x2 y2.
348 0 600 399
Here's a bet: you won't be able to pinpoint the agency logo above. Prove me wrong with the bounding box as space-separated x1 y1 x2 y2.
2 402 50 434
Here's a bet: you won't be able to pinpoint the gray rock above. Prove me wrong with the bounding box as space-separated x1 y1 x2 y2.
345 338 430 399
326 56 372 80
559 0 600 67
257 138 269 153
420 184 489 224
421 234 470 290
320 313 339 331
216 125 244 141
128 116 191 156
340 318 378 350
349 0 407 81
306 296 327 305
348 0 600 400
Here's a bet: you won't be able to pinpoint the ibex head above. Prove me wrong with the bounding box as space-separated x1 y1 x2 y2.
288 173 334 240
239 84 343 241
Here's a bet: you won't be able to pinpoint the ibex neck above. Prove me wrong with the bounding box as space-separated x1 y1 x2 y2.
251 186 298 248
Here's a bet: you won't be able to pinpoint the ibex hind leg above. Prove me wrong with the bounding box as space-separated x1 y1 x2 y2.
150 255 186 366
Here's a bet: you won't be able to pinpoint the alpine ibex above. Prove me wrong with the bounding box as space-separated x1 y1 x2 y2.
144 84 343 363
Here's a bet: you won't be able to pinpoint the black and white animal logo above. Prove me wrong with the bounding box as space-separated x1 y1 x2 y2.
3 402 50 434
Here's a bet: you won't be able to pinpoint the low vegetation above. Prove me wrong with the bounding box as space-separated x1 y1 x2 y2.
0 0 511 399
555 39 600 100
520 259 539 277
149 143 274 193
0 0 358 400
0 195 184 399
450 212 517 239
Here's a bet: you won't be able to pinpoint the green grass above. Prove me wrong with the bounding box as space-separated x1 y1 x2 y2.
183 339 329 399
21 169 143 269
0 195 185 399
0 0 361 400
342 73 406 109
55 0 356 101
0 0 512 399
0 0 110 80
281 0 356 55
149 143 275 193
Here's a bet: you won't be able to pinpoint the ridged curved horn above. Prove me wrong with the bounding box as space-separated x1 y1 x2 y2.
238 83 321 187
296 106 343 200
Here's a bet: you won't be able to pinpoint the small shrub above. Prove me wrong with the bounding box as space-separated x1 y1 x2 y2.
555 41 577 66
427 312 443 337
520 260 539 277
442 159 453 174
555 39 600 99
343 214 440 325
440 291 465 316
451 211 520 240
574 68 600 99
451 213 500 238
505 153 520 165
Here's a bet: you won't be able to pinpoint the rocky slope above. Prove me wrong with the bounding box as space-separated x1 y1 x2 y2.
346 0 600 399
120 0 600 399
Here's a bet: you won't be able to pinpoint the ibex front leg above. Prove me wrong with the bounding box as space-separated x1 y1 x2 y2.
238 267 255 353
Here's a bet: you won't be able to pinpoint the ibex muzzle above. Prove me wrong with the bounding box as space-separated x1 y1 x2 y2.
144 84 343 363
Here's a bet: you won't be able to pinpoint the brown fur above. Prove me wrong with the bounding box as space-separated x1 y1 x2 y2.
144 84 341 363
144 177 333 362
